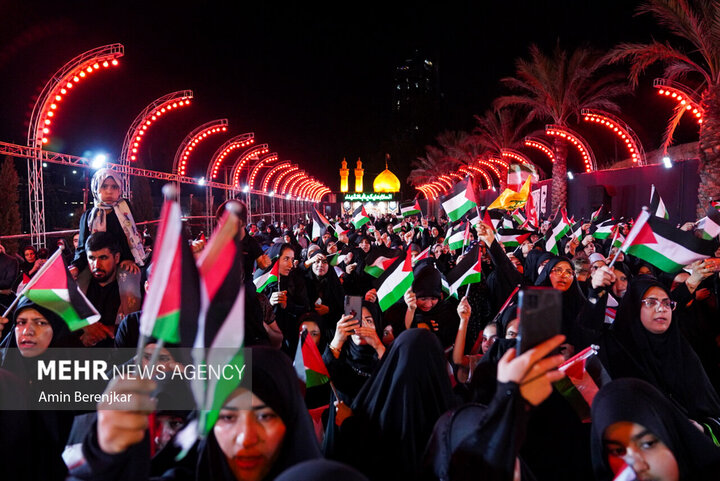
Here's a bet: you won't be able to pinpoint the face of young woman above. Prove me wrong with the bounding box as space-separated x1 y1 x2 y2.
99 177 121 203
640 286 673 335
311 256 328 277
351 307 375 345
214 389 287 481
548 260 574 292
277 248 294 277
603 421 679 481
359 239 371 253
15 308 53 358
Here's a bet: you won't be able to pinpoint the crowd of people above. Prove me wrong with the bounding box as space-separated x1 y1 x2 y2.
1 167 720 480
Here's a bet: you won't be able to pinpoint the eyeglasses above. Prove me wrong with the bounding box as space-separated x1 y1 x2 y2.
640 298 676 311
550 268 574 278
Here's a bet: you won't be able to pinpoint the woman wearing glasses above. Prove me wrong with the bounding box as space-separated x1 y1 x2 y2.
598 275 720 431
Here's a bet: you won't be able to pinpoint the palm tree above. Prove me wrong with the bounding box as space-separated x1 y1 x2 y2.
606 0 720 216
495 43 629 211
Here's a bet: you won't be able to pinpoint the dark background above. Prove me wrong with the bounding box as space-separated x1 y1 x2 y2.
0 1 701 229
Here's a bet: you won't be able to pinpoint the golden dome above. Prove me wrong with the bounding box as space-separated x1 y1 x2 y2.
373 166 400 193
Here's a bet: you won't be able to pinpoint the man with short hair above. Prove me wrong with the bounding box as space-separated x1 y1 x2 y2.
81 232 122 347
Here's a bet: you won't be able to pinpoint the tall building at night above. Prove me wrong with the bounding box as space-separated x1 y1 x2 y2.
391 49 441 143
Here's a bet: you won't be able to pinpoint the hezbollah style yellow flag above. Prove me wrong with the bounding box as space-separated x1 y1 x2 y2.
487 177 531 211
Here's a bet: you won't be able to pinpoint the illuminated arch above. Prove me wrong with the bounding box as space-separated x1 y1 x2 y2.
298 180 319 199
416 186 432 199
173 119 228 176
314 188 331 202
246 153 279 189
464 165 493 189
28 43 124 149
653 78 703 124
501 149 543 177
286 173 310 197
581 109 647 166
278 170 307 195
486 156 509 169
292 178 312 198
545 125 597 172
427 181 448 195
273 165 300 193
523 137 556 164
25 43 123 247
261 161 291 192
230 144 270 186
446 171 464 181
205 133 255 180
474 159 503 181
420 183 442 199
308 184 326 200
120 90 193 165
435 177 453 191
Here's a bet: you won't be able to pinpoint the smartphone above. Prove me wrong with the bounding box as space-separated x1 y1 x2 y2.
344 295 363 331
516 287 562 355
705 258 720 272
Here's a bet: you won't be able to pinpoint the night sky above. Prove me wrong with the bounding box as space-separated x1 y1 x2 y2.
0 1 690 198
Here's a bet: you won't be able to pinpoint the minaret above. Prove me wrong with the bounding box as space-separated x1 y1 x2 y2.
339 158 349 192
354 158 364 193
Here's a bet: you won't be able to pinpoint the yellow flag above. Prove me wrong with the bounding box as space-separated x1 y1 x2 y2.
487 177 532 211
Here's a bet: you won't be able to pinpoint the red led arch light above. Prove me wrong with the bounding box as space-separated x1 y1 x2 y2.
421 183 442 199
308 184 326 200
581 109 647 166
173 119 229 176
246 153 280 189
120 90 193 165
446 171 464 181
278 170 307 195
438 175 455 190
298 180 319 199
273 165 300 193
523 137 556 164
475 159 503 181
291 177 311 198
500 149 540 174
314 188 331 202
28 43 124 149
415 186 430 199
427 181 448 195
286 173 309 197
260 161 292 192
230 144 270 186
486 156 509 169
463 164 493 189
206 133 255 180
653 78 703 124
545 125 597 173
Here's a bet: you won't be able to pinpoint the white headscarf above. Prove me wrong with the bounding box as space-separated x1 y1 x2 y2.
88 168 146 266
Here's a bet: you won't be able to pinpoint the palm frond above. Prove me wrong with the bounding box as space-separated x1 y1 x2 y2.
659 102 688 155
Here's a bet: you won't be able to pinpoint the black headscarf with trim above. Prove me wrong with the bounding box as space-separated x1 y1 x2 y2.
591 378 720 481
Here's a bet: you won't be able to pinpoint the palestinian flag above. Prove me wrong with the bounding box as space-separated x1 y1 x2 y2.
441 177 477 222
444 222 469 251
590 205 603 222
496 228 532 248
327 250 350 267
364 246 401 277
698 204 720 240
545 209 572 255
466 209 481 229
392 221 403 233
591 218 617 240
482 208 504 232
507 163 537 191
253 260 280 292
351 205 371 229
22 248 100 331
446 244 483 298
334 222 350 238
412 245 431 265
510 209 526 227
569 220 584 241
553 345 609 423
400 199 422 218
293 327 330 387
311 208 333 240
649 184 669 219
376 250 414 311
139 196 200 344
610 225 625 249
619 209 717 273
610 462 636 481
